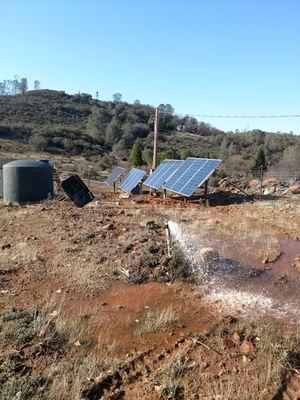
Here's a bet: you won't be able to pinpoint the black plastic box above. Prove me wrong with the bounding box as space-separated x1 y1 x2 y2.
61 175 95 207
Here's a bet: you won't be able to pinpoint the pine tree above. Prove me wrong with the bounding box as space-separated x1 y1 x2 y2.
252 145 266 172
130 140 143 166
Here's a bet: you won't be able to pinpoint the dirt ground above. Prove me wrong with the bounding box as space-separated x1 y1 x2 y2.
1 181 300 399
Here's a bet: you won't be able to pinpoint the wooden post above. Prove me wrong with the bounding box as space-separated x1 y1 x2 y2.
163 188 167 200
113 181 116 194
204 179 209 207
152 107 159 171
260 166 264 200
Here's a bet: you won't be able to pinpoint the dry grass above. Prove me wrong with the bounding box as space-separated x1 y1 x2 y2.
137 306 181 335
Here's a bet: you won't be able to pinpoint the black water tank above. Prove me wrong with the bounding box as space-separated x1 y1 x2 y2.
3 159 53 203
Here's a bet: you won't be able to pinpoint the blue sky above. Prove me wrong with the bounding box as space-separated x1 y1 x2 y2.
1 0 299 133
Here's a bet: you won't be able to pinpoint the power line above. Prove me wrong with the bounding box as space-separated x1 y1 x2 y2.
160 111 300 119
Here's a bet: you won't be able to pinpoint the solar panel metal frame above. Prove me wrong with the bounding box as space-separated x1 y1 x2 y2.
118 168 146 193
163 157 221 197
144 159 184 189
104 166 125 187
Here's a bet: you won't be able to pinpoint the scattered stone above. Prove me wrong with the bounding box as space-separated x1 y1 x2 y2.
249 179 260 188
263 186 276 195
264 177 279 185
223 337 236 349
239 337 254 354
74 340 81 347
289 184 300 194
293 255 300 272
223 315 238 325
233 332 241 343
102 223 114 231
1 243 11 250
140 220 160 230
117 304 123 309
149 246 160 254
101 302 107 306
56 288 62 294
207 217 221 224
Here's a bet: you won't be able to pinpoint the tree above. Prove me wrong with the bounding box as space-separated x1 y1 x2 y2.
19 78 28 94
29 133 48 150
133 99 141 105
130 140 143 166
142 148 153 166
105 119 122 145
180 149 193 160
252 145 266 172
113 92 122 102
86 106 111 141
164 103 174 115
33 80 40 90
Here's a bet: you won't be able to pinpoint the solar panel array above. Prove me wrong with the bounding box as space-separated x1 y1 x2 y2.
144 159 184 189
119 168 146 193
104 166 125 187
163 157 221 197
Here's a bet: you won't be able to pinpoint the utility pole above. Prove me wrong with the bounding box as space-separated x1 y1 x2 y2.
152 107 159 171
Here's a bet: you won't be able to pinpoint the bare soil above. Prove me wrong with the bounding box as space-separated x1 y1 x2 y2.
0 181 300 399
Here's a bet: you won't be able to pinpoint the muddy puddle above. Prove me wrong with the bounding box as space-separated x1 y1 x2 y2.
168 220 300 323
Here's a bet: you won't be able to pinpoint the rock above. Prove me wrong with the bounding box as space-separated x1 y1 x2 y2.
1 243 11 250
207 217 221 224
223 337 236 349
289 185 300 194
264 177 279 185
263 186 276 195
233 332 241 343
239 337 254 354
102 223 114 231
149 246 160 254
117 235 127 242
249 179 260 188
195 247 219 266
140 220 160 229
223 315 238 325
293 256 300 272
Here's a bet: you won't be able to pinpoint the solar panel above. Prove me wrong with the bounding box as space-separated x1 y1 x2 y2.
163 157 221 197
163 158 195 191
104 166 125 187
119 168 146 193
144 159 184 189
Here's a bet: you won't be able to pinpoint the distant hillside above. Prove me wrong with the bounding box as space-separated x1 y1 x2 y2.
0 89 299 176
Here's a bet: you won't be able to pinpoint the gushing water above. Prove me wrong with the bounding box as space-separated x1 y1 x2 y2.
167 220 300 322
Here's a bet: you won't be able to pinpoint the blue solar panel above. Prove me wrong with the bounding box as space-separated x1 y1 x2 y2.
144 159 184 189
178 159 221 196
143 159 169 188
119 168 146 193
163 158 195 191
104 166 125 187
170 159 206 193
163 157 221 197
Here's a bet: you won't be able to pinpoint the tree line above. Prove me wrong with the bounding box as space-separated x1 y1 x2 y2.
0 76 40 96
